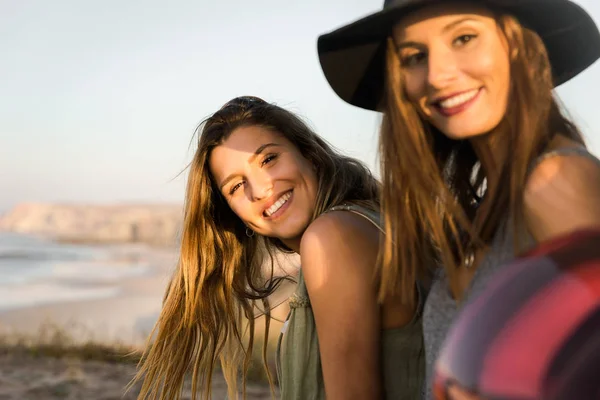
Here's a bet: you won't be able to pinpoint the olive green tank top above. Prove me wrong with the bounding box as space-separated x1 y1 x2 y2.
275 203 425 399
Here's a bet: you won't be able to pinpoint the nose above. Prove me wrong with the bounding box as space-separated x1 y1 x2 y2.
427 45 458 90
247 173 273 202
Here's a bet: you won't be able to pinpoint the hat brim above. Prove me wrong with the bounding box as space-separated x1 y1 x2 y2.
317 0 600 112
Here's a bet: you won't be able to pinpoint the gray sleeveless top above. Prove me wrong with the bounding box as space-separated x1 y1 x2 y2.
422 147 600 399
276 203 425 399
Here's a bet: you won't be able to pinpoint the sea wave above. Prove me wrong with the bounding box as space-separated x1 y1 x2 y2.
0 282 121 311
0 232 156 310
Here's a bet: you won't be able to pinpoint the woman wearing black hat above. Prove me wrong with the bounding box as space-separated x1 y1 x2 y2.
318 1 600 399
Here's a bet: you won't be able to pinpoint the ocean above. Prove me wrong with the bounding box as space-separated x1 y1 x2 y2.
0 232 152 311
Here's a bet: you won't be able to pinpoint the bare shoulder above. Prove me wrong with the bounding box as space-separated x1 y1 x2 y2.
525 147 600 200
300 210 379 255
299 210 380 276
524 147 600 241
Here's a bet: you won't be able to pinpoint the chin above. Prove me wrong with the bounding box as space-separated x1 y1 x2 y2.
441 129 489 140
275 218 311 241
428 109 505 141
434 121 499 141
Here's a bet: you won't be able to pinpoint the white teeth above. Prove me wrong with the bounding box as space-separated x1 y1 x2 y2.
438 89 479 109
265 192 291 217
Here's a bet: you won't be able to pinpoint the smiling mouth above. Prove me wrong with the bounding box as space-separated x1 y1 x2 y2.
263 191 292 217
433 88 481 116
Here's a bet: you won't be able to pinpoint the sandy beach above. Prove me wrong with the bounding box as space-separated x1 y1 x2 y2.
0 246 177 345
0 352 278 400
0 245 296 342
0 241 294 399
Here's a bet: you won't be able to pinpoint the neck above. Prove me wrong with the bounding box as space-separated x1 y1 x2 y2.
281 237 301 253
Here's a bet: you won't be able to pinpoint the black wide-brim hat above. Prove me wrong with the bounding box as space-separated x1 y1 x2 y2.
317 0 600 112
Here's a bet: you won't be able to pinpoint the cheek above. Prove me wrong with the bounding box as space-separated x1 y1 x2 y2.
473 42 511 93
295 161 318 202
307 171 319 200
487 50 511 117
227 199 251 223
304 162 319 190
288 154 314 181
497 56 511 97
403 70 426 103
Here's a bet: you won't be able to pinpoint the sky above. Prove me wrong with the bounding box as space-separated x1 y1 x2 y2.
1 0 599 213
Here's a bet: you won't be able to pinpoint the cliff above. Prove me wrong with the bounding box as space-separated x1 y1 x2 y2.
0 203 183 247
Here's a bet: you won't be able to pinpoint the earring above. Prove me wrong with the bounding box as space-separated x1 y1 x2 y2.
245 227 255 237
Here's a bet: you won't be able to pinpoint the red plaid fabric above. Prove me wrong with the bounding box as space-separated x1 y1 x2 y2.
434 229 600 400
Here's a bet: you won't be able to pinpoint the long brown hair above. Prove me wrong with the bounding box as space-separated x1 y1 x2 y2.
378 13 585 302
132 96 379 400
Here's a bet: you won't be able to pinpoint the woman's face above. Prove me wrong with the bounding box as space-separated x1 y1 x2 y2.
392 3 511 140
209 125 318 244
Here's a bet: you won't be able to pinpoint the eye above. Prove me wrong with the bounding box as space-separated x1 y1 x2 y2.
454 34 477 46
261 153 278 166
229 181 244 195
401 51 427 67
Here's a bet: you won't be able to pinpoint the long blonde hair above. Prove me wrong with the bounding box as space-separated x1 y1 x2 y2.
133 96 380 400
378 13 585 302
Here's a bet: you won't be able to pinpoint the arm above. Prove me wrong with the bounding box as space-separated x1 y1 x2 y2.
524 152 600 242
300 211 383 400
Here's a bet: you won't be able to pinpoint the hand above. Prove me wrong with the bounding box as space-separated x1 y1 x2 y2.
447 385 483 400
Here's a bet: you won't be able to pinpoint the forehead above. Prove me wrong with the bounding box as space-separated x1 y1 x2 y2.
392 3 495 40
219 125 283 152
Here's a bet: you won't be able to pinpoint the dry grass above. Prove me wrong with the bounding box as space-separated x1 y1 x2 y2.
0 318 283 385
0 303 289 399
0 321 141 364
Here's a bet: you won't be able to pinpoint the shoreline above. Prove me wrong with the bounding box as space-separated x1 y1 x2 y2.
0 241 295 348
0 234 290 399
0 245 177 348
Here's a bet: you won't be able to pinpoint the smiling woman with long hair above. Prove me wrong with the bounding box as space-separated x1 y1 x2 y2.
318 0 600 398
132 96 424 400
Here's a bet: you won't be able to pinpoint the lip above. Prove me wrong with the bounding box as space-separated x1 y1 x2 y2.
432 88 482 117
430 88 480 104
261 189 293 219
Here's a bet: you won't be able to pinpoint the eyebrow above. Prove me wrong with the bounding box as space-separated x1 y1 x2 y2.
442 17 478 33
218 142 281 190
396 17 479 50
